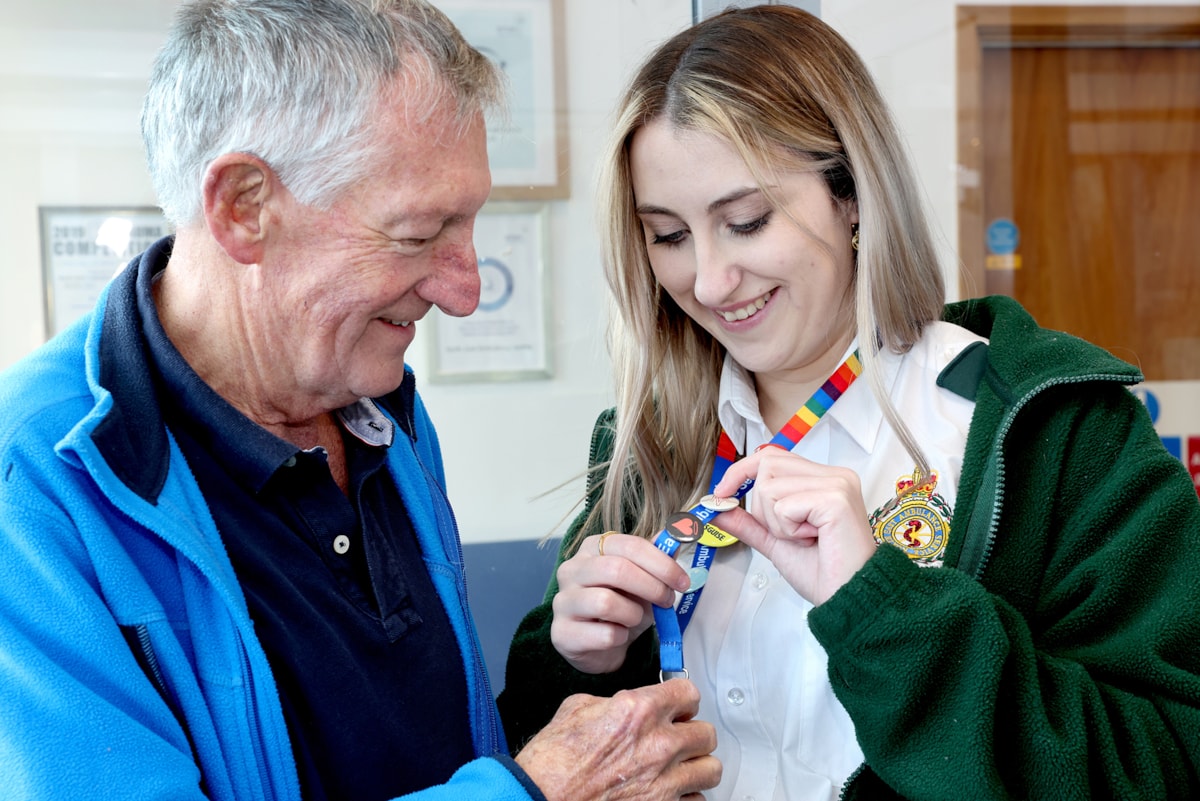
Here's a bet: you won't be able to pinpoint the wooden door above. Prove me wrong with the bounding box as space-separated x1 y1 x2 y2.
957 6 1200 381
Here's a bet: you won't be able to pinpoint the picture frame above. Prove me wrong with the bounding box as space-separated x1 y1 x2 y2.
429 202 552 382
39 205 171 338
440 0 569 200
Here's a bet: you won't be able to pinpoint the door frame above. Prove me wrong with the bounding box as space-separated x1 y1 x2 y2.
955 5 1200 298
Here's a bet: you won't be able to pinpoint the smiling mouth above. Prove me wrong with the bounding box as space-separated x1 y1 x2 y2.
720 291 772 323
383 319 412 328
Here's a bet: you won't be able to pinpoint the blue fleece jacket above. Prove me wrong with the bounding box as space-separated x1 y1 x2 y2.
0 241 537 801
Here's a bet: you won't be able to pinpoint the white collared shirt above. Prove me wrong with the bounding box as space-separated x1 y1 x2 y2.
680 321 986 801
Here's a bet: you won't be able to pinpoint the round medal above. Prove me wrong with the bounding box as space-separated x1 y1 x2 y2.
698 494 738 512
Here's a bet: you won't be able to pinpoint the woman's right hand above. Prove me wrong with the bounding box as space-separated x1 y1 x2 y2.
551 531 692 674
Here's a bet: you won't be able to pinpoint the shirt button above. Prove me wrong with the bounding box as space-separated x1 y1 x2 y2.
726 687 745 706
751 572 768 590
333 535 350 555
282 455 297 468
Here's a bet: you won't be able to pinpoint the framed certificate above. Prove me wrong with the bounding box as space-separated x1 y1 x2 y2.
429 203 551 382
440 0 569 200
39 206 170 338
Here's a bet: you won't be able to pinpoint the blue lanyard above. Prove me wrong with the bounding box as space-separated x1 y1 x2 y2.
653 350 862 680
651 471 736 678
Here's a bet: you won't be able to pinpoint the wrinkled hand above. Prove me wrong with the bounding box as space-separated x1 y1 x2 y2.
515 679 721 801
551 532 691 674
712 447 876 605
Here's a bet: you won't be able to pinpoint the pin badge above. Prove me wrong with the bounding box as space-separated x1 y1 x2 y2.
685 567 709 592
665 511 703 543
699 523 740 548
698 494 738 512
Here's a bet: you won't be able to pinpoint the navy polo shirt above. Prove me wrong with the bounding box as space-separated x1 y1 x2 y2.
136 269 474 801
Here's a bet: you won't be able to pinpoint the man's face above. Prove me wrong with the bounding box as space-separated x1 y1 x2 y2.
255 93 491 411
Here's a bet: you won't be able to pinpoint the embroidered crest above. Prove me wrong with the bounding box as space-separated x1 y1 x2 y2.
869 470 952 567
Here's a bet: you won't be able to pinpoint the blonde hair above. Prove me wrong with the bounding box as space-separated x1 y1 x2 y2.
586 5 945 542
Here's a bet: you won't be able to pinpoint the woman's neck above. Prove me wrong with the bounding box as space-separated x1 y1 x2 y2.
752 338 856 435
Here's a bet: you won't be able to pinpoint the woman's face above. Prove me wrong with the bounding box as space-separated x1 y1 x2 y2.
629 119 858 388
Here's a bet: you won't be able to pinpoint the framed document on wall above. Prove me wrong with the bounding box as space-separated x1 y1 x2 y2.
429 203 551 382
39 206 170 338
440 0 569 200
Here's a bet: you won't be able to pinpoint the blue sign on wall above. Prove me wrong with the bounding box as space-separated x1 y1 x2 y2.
1161 436 1182 461
985 218 1020 255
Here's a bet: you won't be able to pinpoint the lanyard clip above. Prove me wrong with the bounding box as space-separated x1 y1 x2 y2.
659 668 689 683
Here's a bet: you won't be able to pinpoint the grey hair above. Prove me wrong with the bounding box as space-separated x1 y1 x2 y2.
141 0 506 226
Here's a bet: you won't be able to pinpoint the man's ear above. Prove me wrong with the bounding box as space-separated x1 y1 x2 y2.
202 153 275 265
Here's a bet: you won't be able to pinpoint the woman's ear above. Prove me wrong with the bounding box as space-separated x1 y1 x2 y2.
844 197 859 227
201 153 275 265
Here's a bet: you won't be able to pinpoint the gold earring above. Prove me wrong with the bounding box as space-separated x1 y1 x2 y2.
851 223 860 251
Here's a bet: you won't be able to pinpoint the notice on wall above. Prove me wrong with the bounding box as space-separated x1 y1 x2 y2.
39 207 170 338
1135 381 1200 499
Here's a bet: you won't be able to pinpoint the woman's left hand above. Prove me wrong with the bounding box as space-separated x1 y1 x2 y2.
711 447 877 606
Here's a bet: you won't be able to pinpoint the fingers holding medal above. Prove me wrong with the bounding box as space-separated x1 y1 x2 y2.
699 494 738 512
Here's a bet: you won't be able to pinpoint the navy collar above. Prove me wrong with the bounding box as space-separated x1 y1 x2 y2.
92 237 175 503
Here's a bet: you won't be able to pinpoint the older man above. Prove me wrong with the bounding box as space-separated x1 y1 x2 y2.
0 2 719 800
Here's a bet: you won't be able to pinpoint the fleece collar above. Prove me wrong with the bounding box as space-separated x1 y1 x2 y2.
942 295 1142 396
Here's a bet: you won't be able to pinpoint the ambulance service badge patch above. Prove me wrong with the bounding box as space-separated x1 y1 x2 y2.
870 470 952 567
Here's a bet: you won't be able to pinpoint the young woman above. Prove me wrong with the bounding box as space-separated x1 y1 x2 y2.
499 7 1200 800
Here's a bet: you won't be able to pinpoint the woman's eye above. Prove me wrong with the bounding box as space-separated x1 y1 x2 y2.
730 212 771 237
651 229 688 247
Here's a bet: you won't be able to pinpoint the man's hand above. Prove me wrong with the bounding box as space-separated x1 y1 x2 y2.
514 679 720 801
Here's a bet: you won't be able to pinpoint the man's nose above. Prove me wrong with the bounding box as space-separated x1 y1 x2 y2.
421 239 481 318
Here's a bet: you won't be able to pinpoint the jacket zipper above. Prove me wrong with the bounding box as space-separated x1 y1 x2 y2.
840 371 1134 798
959 372 1132 580
106 468 283 799
584 411 611 514
123 623 212 797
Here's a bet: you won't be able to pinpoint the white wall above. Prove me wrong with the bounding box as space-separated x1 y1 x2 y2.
2 0 1195 544
0 4 175 360
411 1 692 543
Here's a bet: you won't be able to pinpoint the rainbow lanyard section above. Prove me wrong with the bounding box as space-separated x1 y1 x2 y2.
653 350 862 680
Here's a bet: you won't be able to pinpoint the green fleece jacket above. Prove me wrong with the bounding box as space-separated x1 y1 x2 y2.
499 295 1200 800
